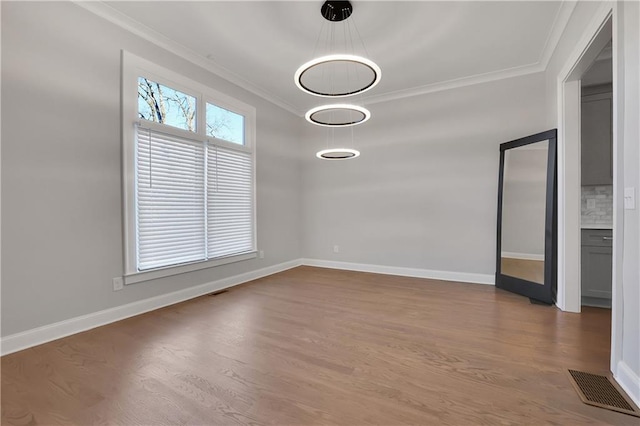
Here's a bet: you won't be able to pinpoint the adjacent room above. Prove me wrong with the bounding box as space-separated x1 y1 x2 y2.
2 1 639 424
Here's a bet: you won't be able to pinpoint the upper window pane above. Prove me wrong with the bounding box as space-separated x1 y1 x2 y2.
206 103 245 145
138 77 196 132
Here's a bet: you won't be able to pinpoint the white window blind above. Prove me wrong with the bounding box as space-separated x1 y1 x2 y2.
135 125 254 272
136 126 206 271
207 146 253 258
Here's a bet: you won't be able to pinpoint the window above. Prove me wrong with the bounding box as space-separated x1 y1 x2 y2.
206 103 244 145
138 77 197 132
122 52 256 283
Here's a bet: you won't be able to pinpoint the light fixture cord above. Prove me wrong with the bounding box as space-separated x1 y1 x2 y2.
330 21 336 96
312 14 327 59
350 13 371 58
347 12 366 151
347 12 356 130
347 12 366 103
328 20 336 140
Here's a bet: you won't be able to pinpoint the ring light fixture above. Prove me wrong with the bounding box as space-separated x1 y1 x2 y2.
298 1 376 160
305 104 371 127
294 54 382 98
316 148 361 160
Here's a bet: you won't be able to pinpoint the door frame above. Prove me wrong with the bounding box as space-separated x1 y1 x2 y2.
556 2 621 374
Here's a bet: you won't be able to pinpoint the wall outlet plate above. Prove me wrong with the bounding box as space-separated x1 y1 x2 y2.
113 277 124 291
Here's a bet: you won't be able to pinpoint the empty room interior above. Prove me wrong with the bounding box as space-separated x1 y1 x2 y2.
2 1 640 424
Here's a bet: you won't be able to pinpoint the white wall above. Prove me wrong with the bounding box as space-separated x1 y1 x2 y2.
1 2 302 337
301 73 548 277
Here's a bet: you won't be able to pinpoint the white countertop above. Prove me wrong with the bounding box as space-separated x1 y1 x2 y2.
581 223 613 229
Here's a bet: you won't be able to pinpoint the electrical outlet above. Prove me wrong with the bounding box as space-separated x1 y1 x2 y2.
259 250 265 259
333 245 340 253
113 277 124 291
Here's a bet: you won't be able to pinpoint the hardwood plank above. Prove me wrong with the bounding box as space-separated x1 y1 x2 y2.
1 266 634 425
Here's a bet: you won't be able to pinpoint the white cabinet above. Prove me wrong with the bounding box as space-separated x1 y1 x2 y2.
581 229 612 307
581 89 612 186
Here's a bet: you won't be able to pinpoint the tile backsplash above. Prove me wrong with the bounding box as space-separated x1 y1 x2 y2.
582 185 613 225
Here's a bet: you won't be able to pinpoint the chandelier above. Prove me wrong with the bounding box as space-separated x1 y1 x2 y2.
295 0 380 159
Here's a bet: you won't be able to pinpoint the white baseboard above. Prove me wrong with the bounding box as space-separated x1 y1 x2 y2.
501 252 545 261
301 258 495 285
0 259 302 356
615 360 640 407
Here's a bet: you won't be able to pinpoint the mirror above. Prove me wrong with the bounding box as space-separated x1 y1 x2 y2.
496 130 557 304
500 140 548 284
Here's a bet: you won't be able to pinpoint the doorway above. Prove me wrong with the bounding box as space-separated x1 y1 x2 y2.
557 5 622 377
580 43 613 309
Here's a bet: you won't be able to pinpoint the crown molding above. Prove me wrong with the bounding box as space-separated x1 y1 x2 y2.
362 1 576 107
362 61 545 106
72 0 300 116
538 1 579 69
73 0 577 114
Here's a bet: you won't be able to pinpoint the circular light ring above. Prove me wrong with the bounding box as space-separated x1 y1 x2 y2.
305 104 371 127
295 54 382 98
316 148 360 160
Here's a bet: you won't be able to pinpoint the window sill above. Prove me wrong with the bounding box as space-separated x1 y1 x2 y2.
124 251 257 285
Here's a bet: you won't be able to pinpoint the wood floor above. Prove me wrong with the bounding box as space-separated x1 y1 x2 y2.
1 266 632 425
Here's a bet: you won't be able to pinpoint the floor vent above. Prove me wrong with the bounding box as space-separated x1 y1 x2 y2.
567 369 640 417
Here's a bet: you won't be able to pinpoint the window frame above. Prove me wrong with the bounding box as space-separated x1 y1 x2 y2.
121 51 257 284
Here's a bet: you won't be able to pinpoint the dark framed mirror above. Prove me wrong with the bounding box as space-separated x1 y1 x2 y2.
496 129 557 304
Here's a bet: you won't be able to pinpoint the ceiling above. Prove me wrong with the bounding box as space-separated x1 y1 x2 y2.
96 1 572 115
